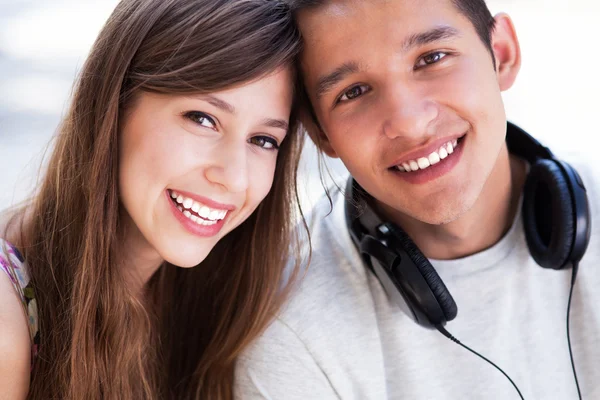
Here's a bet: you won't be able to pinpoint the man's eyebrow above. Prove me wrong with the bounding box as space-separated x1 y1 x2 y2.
314 61 360 100
402 26 461 53
261 118 289 131
311 27 459 101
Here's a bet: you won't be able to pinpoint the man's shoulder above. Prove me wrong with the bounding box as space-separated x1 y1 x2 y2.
241 190 387 397
296 187 358 269
302 188 345 233
282 188 376 328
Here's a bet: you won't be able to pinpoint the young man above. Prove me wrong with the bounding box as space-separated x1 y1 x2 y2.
235 1 600 398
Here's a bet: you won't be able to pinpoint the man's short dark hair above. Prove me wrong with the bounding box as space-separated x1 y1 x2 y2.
284 0 497 64
452 0 497 62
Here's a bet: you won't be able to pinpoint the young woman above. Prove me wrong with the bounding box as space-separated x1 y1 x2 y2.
0 0 305 398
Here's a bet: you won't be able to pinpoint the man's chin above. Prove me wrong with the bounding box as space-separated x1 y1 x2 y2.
402 199 475 227
422 211 464 226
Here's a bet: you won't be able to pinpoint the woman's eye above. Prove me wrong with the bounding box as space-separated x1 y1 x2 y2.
249 136 279 151
416 51 448 68
337 84 370 103
184 111 216 129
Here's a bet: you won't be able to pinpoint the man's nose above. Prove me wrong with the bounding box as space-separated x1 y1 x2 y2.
382 85 439 140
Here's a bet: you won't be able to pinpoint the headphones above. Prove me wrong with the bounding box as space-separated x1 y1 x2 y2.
345 122 592 329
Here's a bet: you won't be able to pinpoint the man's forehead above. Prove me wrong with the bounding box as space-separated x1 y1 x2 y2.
296 0 384 36
297 0 459 62
296 0 456 34
296 0 460 41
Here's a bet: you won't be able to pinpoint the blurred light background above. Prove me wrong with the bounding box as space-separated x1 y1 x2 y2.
0 0 598 211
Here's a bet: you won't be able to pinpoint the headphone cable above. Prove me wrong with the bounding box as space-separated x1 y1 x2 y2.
435 261 581 400
567 262 582 400
436 325 525 400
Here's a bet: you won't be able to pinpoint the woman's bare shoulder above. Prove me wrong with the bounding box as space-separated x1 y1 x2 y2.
0 250 31 399
0 207 28 246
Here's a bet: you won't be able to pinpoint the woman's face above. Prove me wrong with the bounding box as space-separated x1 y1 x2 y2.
119 67 294 267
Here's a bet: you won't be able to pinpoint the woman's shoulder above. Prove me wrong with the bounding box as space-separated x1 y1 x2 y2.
0 238 31 292
0 209 32 302
0 238 33 397
0 212 40 367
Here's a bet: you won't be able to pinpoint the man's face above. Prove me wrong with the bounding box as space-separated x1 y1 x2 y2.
298 0 513 225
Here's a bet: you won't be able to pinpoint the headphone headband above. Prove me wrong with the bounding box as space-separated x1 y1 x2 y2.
506 122 555 163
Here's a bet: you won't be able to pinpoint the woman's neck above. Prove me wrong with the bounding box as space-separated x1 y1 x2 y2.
118 212 165 293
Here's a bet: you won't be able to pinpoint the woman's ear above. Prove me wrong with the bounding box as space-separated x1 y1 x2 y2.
491 13 522 91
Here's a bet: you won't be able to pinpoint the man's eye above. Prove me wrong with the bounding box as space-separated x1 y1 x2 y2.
416 51 448 68
337 84 370 103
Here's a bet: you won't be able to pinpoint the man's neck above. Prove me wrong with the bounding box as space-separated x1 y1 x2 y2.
375 145 527 260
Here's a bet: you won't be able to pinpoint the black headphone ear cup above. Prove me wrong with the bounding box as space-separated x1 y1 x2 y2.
522 159 575 269
386 224 458 321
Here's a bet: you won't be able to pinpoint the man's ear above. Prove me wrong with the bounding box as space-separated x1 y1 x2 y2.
298 105 339 158
491 13 521 91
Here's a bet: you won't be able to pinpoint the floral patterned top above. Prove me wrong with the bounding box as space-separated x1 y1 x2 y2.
0 239 39 369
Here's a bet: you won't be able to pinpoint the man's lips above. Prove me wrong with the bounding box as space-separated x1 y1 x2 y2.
388 132 467 169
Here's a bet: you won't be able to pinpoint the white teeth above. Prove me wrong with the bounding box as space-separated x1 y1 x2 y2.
439 146 448 159
417 157 430 169
170 191 230 223
176 206 220 226
199 206 210 219
428 151 441 165
395 138 460 173
180 209 218 226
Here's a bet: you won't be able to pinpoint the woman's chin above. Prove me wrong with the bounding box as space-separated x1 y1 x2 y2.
161 246 213 268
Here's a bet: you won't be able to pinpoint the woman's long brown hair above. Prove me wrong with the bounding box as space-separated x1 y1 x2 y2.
7 0 305 398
